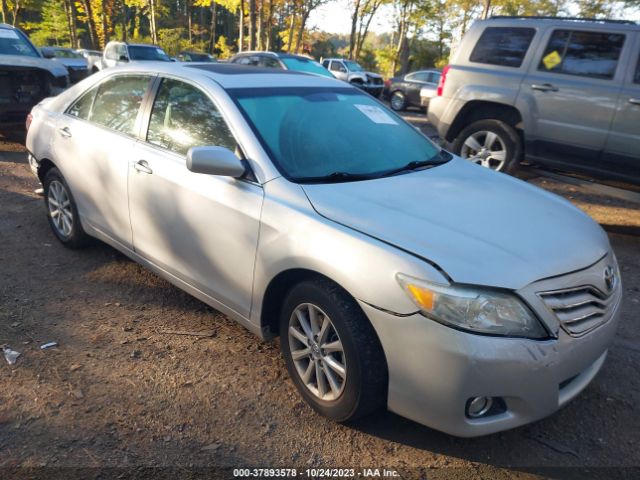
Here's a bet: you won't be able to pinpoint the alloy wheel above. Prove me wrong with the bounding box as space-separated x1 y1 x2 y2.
390 92 405 111
288 303 347 401
460 130 507 171
47 180 73 237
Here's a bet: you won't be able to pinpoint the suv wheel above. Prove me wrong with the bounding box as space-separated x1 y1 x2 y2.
43 167 90 248
452 119 522 173
280 278 387 422
390 91 406 111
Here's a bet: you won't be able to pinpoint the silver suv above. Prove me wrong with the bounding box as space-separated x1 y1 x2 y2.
429 16 640 182
322 58 384 97
101 41 171 69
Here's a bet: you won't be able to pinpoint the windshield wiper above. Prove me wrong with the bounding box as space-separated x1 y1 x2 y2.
378 150 451 178
297 171 378 184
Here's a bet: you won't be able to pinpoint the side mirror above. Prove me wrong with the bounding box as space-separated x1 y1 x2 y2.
186 146 246 178
118 55 129 62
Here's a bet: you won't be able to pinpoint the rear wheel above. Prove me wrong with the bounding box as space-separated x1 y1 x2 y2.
43 168 90 248
389 91 406 111
452 119 522 173
280 278 387 422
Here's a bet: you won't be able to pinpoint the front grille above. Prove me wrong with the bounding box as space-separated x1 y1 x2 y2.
538 284 620 337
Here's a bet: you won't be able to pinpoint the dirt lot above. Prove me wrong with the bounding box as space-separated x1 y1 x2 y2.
1 127 640 479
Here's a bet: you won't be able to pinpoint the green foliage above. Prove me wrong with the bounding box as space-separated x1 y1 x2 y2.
26 0 69 47
214 34 235 58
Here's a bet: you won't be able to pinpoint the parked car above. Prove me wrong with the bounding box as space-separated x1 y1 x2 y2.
101 41 171 69
76 48 103 73
384 69 441 111
177 50 216 62
26 62 621 437
429 16 640 181
0 23 69 133
41 46 89 83
322 58 384 97
229 51 334 78
420 84 438 109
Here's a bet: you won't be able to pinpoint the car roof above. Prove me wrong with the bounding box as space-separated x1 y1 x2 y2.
0 23 16 29
482 16 640 32
107 61 347 89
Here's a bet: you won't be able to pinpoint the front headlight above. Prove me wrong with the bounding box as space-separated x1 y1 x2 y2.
397 274 548 339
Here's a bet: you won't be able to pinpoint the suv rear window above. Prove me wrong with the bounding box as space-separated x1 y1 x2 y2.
538 30 625 80
470 27 535 68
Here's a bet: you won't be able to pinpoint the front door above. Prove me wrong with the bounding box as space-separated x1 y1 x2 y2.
520 28 626 171
128 77 263 318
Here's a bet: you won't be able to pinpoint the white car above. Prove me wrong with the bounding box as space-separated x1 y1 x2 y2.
25 62 621 437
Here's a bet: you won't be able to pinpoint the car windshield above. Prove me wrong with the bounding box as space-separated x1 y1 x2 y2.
281 57 334 78
231 87 444 182
185 52 212 61
0 28 39 57
344 60 364 72
128 45 171 61
53 49 82 59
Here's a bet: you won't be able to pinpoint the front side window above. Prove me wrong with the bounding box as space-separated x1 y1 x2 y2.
147 78 236 155
330 61 345 72
231 87 442 182
470 27 535 68
538 30 625 80
89 75 150 135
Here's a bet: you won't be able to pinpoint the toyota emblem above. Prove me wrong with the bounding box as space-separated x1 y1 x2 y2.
604 265 616 292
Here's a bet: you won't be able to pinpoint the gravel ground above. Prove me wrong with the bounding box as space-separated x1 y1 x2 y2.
1 120 640 480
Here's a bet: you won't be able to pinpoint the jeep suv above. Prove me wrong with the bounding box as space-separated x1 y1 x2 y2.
101 41 171 69
322 58 384 97
428 16 640 182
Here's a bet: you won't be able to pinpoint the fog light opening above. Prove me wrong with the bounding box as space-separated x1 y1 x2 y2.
466 396 493 418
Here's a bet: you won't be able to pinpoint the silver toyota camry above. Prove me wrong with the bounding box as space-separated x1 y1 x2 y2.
25 62 622 437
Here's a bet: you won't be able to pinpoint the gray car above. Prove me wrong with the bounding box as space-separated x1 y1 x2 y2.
25 62 621 437
41 47 90 83
0 23 69 132
429 16 640 181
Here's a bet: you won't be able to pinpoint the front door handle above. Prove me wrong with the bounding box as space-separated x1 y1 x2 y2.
58 126 72 138
531 83 559 92
134 160 153 174
629 98 640 106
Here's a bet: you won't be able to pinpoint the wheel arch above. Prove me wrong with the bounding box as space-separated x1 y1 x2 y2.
446 100 524 143
37 158 58 184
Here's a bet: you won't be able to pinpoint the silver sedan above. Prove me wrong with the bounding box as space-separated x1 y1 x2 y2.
25 62 622 437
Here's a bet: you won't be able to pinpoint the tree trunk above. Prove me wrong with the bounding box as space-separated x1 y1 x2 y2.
257 0 263 50
11 0 19 26
294 8 309 54
149 0 158 44
1 0 8 24
286 1 296 53
248 0 256 50
187 1 193 43
209 1 217 53
81 0 98 48
481 0 491 19
101 2 108 48
63 0 78 48
121 2 127 41
265 0 272 51
349 0 361 59
355 0 380 60
239 0 245 52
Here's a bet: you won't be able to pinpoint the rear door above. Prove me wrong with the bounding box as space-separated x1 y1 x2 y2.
520 27 627 171
603 34 640 180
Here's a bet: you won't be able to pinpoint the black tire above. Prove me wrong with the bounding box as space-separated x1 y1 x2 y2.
389 90 406 111
451 119 522 174
43 167 91 248
280 278 388 422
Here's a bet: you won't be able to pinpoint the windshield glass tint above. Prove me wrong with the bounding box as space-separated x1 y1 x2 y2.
344 60 364 72
281 57 334 78
231 87 440 181
128 46 171 61
0 28 39 57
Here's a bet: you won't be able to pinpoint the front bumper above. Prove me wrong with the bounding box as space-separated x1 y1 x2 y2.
358 84 384 97
360 296 620 437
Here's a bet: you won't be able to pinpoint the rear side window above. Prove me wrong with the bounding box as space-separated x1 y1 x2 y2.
538 30 625 80
89 75 150 135
146 78 236 155
470 27 535 68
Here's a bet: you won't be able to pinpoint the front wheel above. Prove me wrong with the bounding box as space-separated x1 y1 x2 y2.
280 278 387 422
452 119 522 173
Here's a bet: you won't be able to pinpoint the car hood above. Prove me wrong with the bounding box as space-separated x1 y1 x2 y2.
0 54 68 77
301 157 609 290
55 58 87 68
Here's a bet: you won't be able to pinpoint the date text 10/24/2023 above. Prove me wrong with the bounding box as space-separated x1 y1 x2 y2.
232 468 400 478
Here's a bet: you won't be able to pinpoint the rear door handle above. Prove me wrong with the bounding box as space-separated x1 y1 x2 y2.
134 160 153 174
58 126 72 138
629 98 640 105
531 83 559 92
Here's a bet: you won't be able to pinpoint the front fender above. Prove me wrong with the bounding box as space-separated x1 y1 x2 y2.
249 178 448 329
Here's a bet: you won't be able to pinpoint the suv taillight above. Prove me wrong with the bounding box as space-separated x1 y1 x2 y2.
437 65 451 97
25 113 33 133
